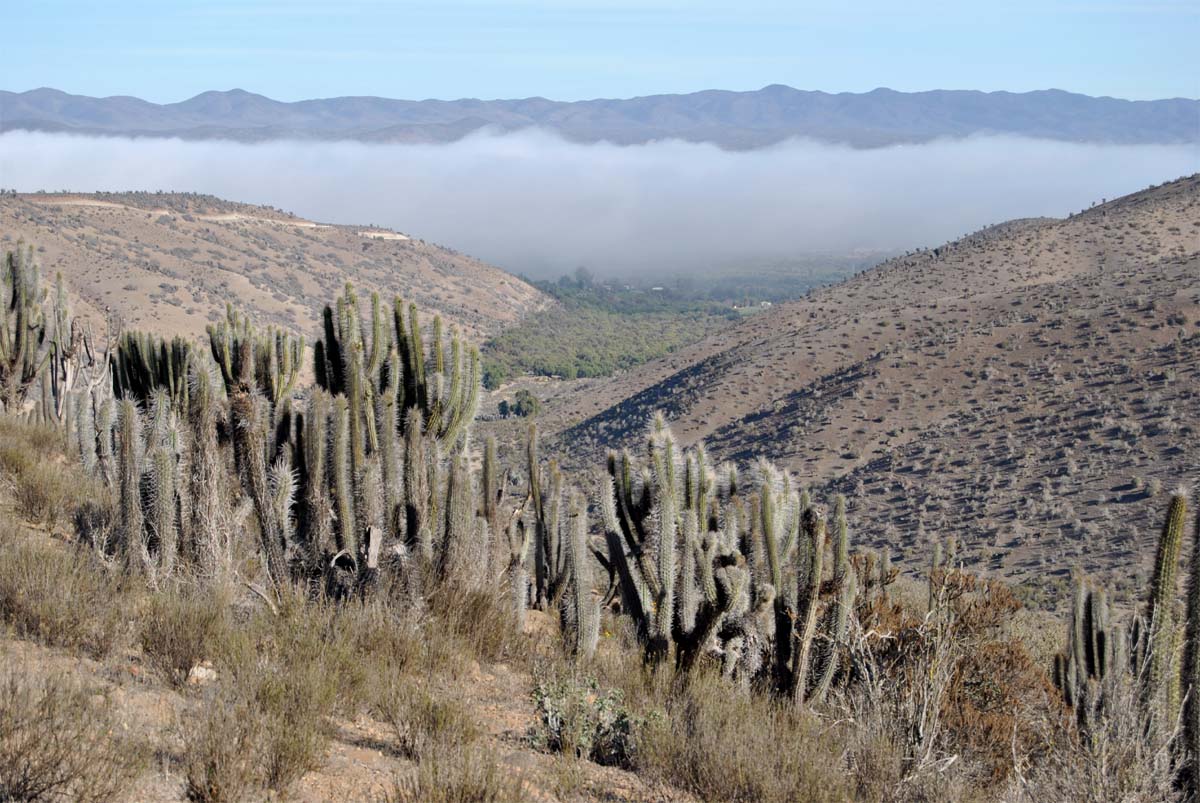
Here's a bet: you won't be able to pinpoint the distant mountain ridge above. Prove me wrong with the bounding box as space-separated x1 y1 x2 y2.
3 85 1196 149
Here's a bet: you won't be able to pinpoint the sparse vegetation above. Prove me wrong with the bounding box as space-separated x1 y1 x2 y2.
0 177 1196 803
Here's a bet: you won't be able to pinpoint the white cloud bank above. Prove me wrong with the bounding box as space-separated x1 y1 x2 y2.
1 129 1195 276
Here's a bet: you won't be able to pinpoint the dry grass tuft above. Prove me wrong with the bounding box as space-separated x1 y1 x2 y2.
381 748 526 803
635 669 852 803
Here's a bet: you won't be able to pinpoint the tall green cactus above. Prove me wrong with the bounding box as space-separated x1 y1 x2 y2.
597 413 858 684
144 389 182 583
207 307 304 589
440 450 482 589
529 423 568 610
505 518 532 631
812 495 857 703
1142 491 1187 726
791 507 827 706
404 407 432 567
186 364 231 577
116 398 145 575
314 283 480 454
0 244 51 411
1053 577 1122 731
112 331 191 412
208 304 303 411
229 387 293 587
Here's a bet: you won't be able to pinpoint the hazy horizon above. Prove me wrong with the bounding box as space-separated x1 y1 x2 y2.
3 129 1194 278
10 1 1198 102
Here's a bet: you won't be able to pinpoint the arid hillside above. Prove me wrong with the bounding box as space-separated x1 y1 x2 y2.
549 174 1200 600
0 192 549 341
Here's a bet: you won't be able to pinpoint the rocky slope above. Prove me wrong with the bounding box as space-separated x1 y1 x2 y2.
0 192 549 343
548 175 1200 599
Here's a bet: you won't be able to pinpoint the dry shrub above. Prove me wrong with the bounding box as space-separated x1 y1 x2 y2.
0 666 148 802
139 584 234 687
943 639 1060 783
1010 673 1179 802
11 460 76 530
381 748 526 803
636 669 851 803
376 678 480 760
185 590 390 798
0 441 33 477
342 599 464 689
0 419 96 533
0 529 131 657
184 657 331 798
183 693 260 803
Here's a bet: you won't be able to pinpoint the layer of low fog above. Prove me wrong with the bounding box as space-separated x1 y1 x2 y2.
2 130 1195 276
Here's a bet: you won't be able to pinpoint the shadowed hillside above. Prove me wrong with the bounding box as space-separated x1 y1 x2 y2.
549 175 1200 599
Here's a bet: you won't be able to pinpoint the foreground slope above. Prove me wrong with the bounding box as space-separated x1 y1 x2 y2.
0 192 548 341
554 175 1200 596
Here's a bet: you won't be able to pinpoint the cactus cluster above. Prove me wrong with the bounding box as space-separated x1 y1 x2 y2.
1053 579 1122 731
111 330 192 411
598 414 857 699
3 247 875 683
1053 490 1200 798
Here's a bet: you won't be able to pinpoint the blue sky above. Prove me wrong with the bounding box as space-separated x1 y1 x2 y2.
8 0 1198 102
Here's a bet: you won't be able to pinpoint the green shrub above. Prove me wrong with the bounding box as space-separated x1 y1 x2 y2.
530 671 644 768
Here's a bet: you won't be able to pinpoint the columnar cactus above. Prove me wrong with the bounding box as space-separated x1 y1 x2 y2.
1141 491 1187 726
481 435 507 547
314 283 480 454
597 413 858 685
144 389 182 583
1053 577 1122 730
116 398 145 574
208 305 303 412
505 518 532 631
112 331 192 412
186 364 231 577
1182 493 1200 798
529 424 568 610
791 507 827 705
563 491 600 659
0 243 51 411
440 450 483 589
